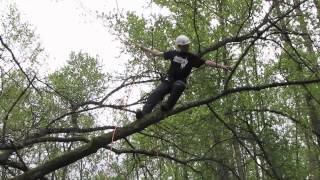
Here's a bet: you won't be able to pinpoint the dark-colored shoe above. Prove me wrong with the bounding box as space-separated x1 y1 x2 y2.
136 109 144 119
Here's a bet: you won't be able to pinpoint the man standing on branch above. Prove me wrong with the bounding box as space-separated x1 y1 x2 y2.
135 35 232 119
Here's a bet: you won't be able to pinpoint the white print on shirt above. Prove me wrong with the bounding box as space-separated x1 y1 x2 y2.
173 56 188 69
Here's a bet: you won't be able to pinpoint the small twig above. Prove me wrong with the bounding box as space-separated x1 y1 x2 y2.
0 36 39 92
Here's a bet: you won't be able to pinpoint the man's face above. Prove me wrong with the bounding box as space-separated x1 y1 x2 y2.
177 44 190 52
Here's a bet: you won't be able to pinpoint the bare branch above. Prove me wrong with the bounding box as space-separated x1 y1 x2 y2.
0 36 38 91
107 146 239 179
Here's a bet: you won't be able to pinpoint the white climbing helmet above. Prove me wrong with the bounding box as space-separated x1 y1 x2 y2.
175 35 190 46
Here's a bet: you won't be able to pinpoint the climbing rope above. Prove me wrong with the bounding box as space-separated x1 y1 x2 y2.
105 127 117 179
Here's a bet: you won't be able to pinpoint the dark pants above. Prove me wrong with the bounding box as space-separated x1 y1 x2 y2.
142 79 186 114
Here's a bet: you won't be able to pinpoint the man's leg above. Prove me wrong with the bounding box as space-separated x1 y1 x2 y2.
161 80 186 111
136 81 171 119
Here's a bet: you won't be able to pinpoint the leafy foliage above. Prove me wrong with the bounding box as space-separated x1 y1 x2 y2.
1 0 320 179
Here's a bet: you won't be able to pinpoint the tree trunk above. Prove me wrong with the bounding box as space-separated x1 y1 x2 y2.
252 144 261 180
233 138 246 180
275 0 320 179
294 3 320 178
305 131 320 180
213 130 231 180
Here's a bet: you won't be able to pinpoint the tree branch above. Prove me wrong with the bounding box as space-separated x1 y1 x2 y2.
107 146 240 179
0 36 38 91
0 136 89 150
11 78 320 179
199 0 308 56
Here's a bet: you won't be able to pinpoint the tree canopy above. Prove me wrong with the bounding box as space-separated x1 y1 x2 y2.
1 0 320 179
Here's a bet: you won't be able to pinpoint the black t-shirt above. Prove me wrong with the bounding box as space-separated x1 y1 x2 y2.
163 50 205 81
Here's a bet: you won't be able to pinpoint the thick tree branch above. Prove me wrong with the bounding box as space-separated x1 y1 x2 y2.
0 136 89 150
27 126 118 139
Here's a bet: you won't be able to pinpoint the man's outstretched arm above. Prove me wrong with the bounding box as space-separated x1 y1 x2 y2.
204 60 232 71
139 45 164 57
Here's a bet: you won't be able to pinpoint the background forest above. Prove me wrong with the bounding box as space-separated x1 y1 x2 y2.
0 0 320 179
